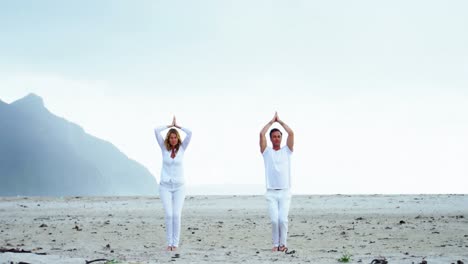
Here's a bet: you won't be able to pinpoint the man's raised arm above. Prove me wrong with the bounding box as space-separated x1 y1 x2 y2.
260 114 276 154
277 114 294 152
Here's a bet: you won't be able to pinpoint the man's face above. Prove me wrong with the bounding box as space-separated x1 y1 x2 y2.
270 131 282 147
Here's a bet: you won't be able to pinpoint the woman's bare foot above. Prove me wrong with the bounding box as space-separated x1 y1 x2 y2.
166 246 173 251
171 246 178 251
272 246 279 252
278 245 287 252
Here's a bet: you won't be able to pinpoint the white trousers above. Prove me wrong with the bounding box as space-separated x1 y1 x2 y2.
265 189 292 247
159 182 186 247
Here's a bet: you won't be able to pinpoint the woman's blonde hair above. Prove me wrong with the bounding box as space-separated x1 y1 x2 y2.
164 128 182 151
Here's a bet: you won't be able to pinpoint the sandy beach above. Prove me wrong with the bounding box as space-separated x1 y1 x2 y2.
1 194 467 264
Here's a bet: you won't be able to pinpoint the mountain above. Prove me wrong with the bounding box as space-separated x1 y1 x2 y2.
0 93 158 196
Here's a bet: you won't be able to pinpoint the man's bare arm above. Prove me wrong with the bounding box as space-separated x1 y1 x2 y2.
277 115 294 152
260 114 276 153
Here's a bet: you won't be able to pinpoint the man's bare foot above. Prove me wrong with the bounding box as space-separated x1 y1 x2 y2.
171 246 178 251
166 246 172 251
278 245 287 252
272 246 279 252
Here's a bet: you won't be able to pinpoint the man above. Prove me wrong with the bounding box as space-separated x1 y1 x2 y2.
259 112 294 252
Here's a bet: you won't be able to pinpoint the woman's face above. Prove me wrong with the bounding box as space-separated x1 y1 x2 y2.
169 133 179 147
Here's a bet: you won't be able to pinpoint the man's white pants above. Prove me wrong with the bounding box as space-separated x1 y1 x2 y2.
159 182 186 247
265 189 292 247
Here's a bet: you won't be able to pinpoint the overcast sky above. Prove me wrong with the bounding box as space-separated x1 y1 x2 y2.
1 0 467 194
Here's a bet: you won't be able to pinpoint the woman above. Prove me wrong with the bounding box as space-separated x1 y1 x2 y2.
154 116 192 251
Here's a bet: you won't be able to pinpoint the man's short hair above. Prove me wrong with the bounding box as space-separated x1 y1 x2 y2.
269 128 282 138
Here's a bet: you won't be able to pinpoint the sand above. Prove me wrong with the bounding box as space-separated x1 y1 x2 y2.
1 194 467 263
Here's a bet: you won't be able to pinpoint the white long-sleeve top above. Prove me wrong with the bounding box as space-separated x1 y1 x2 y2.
154 126 192 185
